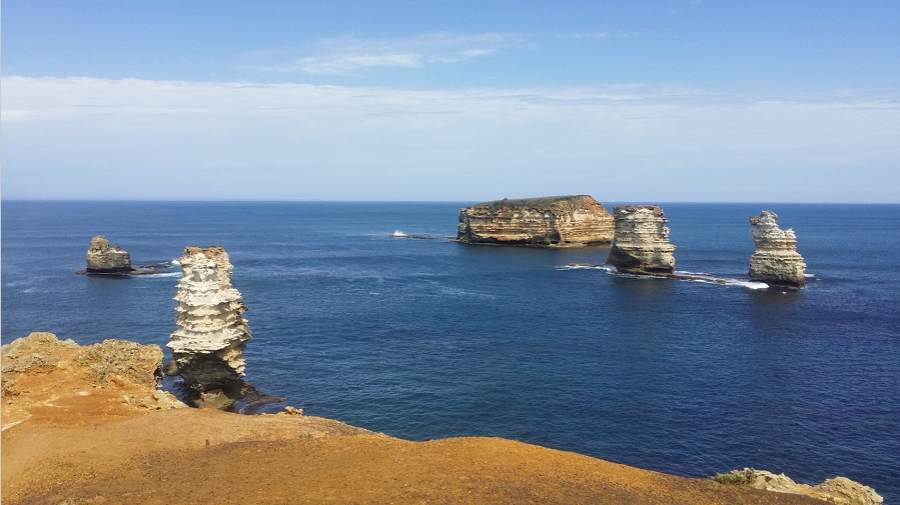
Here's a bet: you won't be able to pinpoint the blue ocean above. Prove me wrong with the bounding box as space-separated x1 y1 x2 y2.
2 201 898 500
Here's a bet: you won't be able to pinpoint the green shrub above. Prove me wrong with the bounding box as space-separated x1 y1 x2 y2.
713 468 756 485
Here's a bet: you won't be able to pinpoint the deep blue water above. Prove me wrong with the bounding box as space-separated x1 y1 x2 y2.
2 201 899 500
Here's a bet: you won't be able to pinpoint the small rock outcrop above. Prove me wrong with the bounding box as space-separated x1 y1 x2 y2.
606 205 676 274
167 246 252 410
716 468 882 505
2 332 185 429
749 211 806 287
457 195 615 247
84 236 132 274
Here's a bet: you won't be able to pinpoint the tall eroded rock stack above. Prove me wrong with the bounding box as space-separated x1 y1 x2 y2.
749 211 806 287
606 206 676 274
85 236 132 274
168 246 252 409
457 195 615 247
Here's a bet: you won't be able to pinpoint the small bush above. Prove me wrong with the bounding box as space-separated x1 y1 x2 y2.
713 468 756 485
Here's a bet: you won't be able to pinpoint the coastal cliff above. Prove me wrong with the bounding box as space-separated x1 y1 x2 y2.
167 246 252 409
607 205 676 274
84 235 132 274
457 195 615 247
1 333 879 505
749 211 807 287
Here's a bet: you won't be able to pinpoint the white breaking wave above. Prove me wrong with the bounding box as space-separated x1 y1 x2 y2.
804 273 815 278
673 270 769 290
391 230 408 237
561 266 769 290
557 264 616 272
171 259 181 266
139 271 183 278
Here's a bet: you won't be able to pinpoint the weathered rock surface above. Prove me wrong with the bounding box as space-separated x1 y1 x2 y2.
168 246 252 410
607 205 676 274
749 211 807 287
84 235 132 273
457 195 615 247
1 332 185 430
719 468 883 505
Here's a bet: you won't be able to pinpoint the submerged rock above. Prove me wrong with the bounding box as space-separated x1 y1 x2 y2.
168 246 252 410
748 211 806 287
457 195 614 247
84 236 132 274
606 205 676 274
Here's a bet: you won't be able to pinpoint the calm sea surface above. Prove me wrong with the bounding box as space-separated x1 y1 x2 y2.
2 201 899 500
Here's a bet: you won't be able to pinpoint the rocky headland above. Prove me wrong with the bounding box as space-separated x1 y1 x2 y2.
3 332 872 505
749 210 807 287
457 195 615 247
167 246 255 410
606 205 677 274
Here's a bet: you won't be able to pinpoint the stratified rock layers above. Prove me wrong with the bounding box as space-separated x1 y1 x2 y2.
168 246 251 409
85 236 132 273
749 211 806 287
457 195 614 247
607 205 676 274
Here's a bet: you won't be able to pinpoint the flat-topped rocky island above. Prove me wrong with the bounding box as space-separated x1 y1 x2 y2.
457 195 615 247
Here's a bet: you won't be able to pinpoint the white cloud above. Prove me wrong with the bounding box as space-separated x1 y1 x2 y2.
572 31 642 41
2 76 899 202
245 32 528 75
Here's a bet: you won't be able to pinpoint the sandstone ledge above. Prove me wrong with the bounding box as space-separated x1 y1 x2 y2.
1 333 860 505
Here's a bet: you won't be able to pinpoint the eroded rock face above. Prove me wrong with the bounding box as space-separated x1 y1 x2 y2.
744 469 882 505
85 236 132 274
1 332 185 429
457 195 614 247
606 205 676 274
168 246 252 409
749 211 806 287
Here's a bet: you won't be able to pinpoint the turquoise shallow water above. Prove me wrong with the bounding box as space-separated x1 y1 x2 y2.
2 201 899 500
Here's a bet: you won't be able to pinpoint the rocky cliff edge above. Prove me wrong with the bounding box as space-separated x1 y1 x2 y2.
1 333 875 505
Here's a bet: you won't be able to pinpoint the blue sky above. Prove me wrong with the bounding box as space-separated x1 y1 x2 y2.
3 1 900 201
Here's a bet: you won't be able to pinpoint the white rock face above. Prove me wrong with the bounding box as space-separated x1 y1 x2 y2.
167 246 251 409
606 205 676 274
749 210 806 287
745 469 882 505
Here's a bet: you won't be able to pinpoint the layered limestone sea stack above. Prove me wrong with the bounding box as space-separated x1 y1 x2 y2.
84 235 132 274
457 195 615 247
749 211 807 287
607 205 676 274
168 246 252 409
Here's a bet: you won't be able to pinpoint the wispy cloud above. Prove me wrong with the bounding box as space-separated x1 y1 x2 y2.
2 76 899 201
572 31 642 41
244 32 528 75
